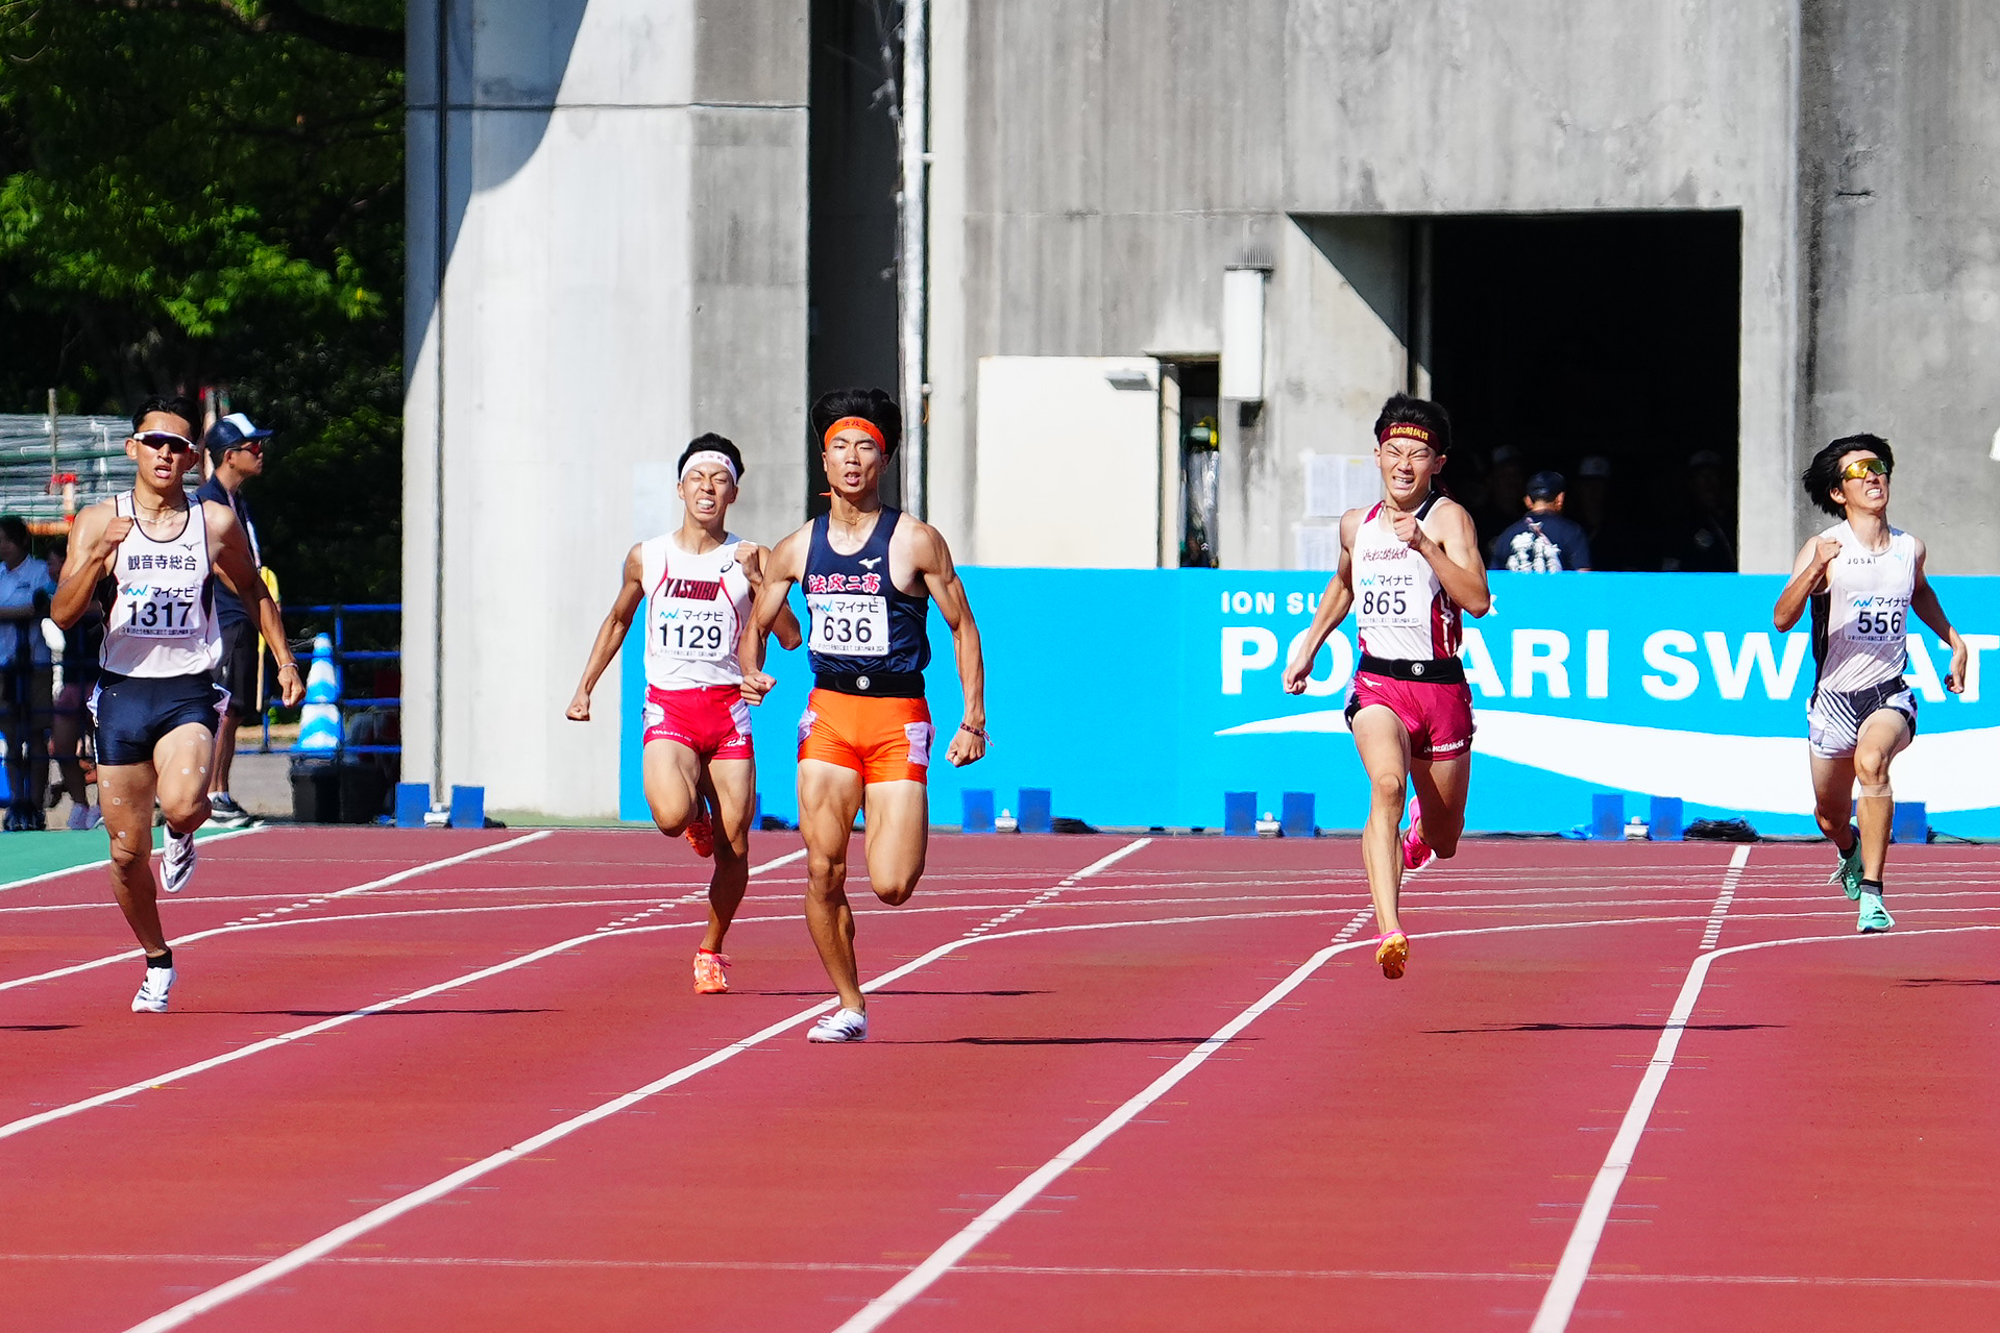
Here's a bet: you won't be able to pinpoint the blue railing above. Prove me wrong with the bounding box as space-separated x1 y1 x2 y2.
262 603 403 758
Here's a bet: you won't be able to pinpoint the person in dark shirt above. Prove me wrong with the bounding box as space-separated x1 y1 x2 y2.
1488 470 1594 572
1660 449 1737 571
194 412 277 826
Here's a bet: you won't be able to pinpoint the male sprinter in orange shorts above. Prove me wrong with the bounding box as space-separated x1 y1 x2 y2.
740 388 987 1041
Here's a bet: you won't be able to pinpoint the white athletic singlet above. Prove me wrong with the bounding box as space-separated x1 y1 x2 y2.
1350 494 1462 661
100 492 222 678
1811 521 1918 694
640 532 753 690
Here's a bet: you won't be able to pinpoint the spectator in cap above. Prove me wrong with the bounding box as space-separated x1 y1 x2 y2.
1488 470 1594 572
195 412 278 826
1660 448 1736 572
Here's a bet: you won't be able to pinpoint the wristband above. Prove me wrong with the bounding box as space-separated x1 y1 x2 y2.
959 723 988 742
278 661 301 674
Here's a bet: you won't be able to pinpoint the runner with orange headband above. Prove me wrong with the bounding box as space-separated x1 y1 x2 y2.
741 387 987 1042
567 433 800 995
1282 393 1491 979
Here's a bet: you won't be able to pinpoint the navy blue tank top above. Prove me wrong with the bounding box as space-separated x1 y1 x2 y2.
804 508 931 691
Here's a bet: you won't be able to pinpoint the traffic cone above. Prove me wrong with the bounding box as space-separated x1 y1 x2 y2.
294 633 343 751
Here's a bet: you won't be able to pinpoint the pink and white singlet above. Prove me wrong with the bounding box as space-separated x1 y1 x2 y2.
1350 494 1462 663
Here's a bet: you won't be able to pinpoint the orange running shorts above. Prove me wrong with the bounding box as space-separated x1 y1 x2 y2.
797 688 934 784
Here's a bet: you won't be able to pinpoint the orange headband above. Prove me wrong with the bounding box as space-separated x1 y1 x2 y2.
1378 422 1436 447
824 416 887 450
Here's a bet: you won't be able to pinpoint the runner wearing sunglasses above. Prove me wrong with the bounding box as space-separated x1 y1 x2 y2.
1773 435 1969 933
50 395 305 1013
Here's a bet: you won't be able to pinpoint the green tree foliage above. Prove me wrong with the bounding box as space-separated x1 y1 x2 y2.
0 0 405 605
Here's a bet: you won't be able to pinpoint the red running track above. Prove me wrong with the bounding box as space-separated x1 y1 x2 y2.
1 828 1995 1332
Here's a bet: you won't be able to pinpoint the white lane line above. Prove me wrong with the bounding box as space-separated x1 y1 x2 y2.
1528 921 2000 1333
115 839 1154 1333
118 908 1710 1333
0 831 553 993
0 825 268 896
828 905 1732 1333
963 838 1152 938
1698 845 1751 950
0 849 812 1142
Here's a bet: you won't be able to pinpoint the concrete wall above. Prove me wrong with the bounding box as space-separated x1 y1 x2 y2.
1798 1 2000 573
404 0 807 817
928 0 1808 573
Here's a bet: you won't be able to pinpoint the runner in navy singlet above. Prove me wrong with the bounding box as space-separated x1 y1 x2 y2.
740 388 988 1042
1282 394 1491 979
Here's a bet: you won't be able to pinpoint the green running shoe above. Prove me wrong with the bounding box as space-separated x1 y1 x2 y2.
1857 892 1895 934
1829 833 1864 901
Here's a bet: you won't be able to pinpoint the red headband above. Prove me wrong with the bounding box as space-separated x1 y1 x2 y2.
824 416 887 450
1378 422 1436 447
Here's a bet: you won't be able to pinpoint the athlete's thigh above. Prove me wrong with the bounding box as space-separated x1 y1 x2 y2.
1808 752 1857 806
705 757 756 856
1854 708 1913 772
96 763 158 850
1409 751 1472 822
642 739 702 809
1348 704 1414 782
860 780 928 886
798 758 865 861
151 722 215 808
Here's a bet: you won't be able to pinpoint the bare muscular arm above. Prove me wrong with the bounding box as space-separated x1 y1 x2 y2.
739 526 808 703
207 500 304 706
1283 507 1361 694
909 520 985 767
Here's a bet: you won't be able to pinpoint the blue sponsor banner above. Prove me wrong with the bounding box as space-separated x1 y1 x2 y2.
622 570 2000 836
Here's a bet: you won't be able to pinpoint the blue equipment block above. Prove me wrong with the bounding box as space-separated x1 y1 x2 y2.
1590 793 1624 840
1891 801 1927 844
394 783 429 829
962 789 996 834
1224 791 1257 837
1280 791 1316 838
1648 796 1684 842
448 785 485 830
1018 788 1053 835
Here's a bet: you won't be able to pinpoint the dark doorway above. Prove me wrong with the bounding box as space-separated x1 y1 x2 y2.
807 0 902 517
1429 213 1741 571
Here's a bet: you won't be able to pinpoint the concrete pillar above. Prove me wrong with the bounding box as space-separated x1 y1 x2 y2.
404 0 807 818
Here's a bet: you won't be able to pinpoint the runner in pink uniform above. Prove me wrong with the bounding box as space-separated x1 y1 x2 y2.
568 435 800 993
1282 395 1491 978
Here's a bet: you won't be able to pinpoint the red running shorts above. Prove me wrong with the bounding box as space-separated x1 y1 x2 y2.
1344 671 1475 761
643 683 753 762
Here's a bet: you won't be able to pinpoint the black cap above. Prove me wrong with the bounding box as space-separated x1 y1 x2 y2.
1525 470 1566 501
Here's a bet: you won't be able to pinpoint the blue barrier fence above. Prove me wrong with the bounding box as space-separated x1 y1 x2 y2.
622 570 2000 837
265 603 402 759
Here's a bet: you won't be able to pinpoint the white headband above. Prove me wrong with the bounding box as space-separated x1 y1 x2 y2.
679 449 739 483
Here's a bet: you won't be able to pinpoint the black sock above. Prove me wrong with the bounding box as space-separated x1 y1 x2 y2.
1836 824 1858 854
1859 879 1884 897
148 948 174 969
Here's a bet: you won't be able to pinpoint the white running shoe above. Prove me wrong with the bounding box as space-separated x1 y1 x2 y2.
132 965 175 1014
161 832 197 894
807 1007 869 1043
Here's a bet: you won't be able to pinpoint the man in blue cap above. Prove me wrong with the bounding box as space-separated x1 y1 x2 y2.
195 412 278 826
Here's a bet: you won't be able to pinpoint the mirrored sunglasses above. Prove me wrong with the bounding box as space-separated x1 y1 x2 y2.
232 441 264 457
1840 457 1889 480
132 430 196 455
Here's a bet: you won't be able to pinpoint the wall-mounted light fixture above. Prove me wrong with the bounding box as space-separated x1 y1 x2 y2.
1221 264 1270 402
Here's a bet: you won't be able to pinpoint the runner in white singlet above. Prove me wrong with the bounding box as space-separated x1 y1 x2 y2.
1774 434 1967 934
568 434 800 993
1284 395 1491 979
50 396 303 1014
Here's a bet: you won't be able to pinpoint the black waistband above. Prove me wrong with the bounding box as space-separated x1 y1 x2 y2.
1357 654 1466 684
815 670 925 699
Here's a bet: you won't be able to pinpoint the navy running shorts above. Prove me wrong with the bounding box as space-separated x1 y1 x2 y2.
89 671 228 766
